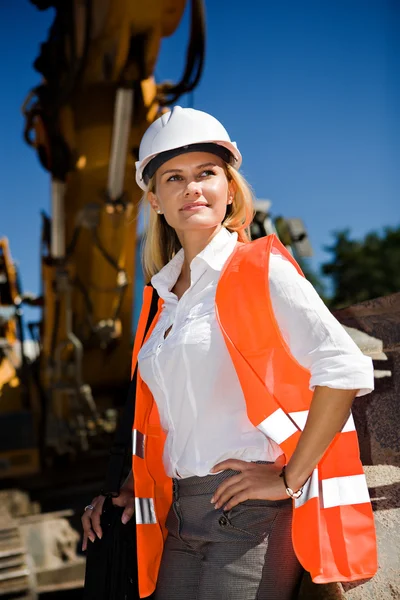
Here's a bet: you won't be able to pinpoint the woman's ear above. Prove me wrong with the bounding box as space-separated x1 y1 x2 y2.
148 191 161 213
228 179 237 204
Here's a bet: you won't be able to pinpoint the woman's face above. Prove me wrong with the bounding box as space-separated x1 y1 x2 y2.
148 151 235 236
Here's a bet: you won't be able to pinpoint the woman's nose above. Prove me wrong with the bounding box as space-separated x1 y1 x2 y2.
185 181 202 197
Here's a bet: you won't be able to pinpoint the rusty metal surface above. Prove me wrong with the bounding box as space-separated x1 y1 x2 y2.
334 293 400 351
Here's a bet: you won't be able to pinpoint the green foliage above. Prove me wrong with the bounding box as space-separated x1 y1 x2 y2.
322 226 400 309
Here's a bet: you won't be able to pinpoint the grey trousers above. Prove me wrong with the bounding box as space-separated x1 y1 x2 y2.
155 467 303 600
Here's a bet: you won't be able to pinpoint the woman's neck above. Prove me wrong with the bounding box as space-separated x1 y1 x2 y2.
177 225 222 284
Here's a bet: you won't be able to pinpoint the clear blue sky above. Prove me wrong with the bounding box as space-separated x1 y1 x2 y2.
1 0 399 317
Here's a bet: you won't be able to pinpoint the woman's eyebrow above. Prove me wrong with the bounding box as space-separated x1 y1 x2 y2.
161 168 183 176
161 162 217 177
196 162 217 169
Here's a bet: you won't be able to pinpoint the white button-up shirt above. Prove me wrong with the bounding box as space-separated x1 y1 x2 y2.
137 228 374 478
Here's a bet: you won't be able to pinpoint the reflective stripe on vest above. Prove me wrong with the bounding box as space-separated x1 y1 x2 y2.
258 408 298 444
131 234 377 597
295 468 319 508
295 469 370 509
135 498 157 524
133 429 146 459
288 410 356 433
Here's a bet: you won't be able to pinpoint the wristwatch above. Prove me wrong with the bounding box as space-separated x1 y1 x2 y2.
279 465 304 499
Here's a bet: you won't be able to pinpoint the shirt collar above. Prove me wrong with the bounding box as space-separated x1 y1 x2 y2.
151 227 238 301
192 227 238 273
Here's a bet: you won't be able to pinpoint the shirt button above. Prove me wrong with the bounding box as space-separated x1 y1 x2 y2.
218 515 228 527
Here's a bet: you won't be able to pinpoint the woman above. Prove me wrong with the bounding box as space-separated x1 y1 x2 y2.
82 107 377 600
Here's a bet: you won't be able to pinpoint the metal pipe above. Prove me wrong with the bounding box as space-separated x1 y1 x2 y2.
51 179 66 258
107 88 134 201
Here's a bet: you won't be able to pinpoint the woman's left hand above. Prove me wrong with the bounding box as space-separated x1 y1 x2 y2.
210 457 288 510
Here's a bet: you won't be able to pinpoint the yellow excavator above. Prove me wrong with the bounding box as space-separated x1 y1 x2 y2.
0 1 205 596
1 0 206 476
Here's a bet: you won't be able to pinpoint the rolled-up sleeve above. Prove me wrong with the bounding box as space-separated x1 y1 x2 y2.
268 254 374 397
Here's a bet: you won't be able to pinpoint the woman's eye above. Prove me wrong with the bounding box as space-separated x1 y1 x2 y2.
199 169 216 177
167 174 183 182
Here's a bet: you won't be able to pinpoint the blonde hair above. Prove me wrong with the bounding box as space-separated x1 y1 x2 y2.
141 164 255 283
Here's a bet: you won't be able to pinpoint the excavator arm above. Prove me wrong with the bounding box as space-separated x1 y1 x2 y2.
1 0 205 474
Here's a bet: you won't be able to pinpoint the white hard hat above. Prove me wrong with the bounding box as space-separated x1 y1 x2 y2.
135 106 242 191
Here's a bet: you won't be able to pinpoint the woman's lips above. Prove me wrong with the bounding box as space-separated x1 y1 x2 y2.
180 202 209 211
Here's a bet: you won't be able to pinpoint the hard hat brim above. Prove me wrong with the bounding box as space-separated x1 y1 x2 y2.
136 140 242 191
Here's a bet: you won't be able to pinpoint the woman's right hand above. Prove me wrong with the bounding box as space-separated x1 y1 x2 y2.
81 476 135 551
81 494 106 551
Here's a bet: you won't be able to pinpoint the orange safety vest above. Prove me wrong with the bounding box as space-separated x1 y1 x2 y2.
131 234 377 598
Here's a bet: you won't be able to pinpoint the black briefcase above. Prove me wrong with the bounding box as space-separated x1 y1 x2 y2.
83 288 159 600
83 497 139 599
